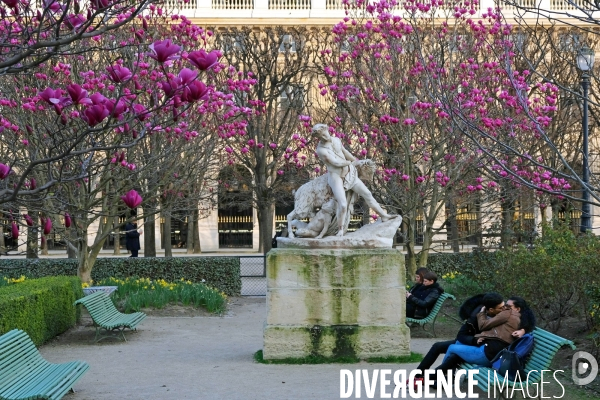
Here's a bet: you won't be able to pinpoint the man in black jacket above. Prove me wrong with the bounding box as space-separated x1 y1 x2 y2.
406 271 444 319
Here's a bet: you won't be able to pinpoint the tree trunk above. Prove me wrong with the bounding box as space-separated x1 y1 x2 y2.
26 225 39 258
257 202 275 254
67 228 78 258
446 200 460 252
420 223 433 268
143 209 156 257
113 215 121 255
501 199 515 249
186 210 194 254
405 214 418 277
193 208 201 254
0 225 5 254
163 213 172 257
78 240 92 283
77 229 107 283
41 233 48 255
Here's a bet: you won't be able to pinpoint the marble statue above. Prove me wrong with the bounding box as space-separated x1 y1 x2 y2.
290 199 336 239
284 124 400 245
313 123 394 235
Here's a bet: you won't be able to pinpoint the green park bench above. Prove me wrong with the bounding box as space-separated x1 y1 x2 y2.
459 327 576 399
74 291 146 342
406 292 456 337
0 329 89 400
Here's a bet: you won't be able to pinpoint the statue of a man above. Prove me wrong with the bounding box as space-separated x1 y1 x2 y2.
313 123 393 236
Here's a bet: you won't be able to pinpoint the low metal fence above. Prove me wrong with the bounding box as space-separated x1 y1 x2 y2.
240 256 266 296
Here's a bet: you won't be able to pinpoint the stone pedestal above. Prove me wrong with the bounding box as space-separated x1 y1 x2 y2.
263 248 410 360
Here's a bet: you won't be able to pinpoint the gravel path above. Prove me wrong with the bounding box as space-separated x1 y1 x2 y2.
39 298 464 400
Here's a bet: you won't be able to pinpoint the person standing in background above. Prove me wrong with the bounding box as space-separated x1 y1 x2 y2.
125 211 142 257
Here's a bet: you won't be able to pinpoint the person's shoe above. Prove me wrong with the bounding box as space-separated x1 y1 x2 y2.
412 377 424 391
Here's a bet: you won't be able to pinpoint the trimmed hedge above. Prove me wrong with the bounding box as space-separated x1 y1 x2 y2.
0 276 82 345
0 257 241 296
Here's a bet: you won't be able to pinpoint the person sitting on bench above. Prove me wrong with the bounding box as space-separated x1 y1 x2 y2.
406 271 444 319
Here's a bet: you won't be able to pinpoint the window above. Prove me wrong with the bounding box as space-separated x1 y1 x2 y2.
340 36 355 53
558 32 580 52
279 34 297 52
511 32 527 51
221 34 245 54
279 84 304 109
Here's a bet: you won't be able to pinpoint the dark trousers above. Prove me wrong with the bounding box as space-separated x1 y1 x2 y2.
130 249 139 257
416 340 454 372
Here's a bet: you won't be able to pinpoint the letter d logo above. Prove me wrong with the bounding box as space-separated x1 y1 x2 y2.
572 351 598 385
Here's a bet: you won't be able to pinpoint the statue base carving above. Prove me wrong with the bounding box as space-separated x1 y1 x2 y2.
263 248 410 360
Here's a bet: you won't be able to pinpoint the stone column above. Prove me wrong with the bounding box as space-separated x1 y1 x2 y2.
263 248 410 360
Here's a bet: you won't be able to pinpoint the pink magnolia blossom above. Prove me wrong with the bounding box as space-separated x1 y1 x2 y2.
11 222 18 239
91 0 112 10
43 217 52 235
182 80 208 102
106 64 132 83
24 214 33 227
148 40 181 63
64 213 72 228
66 84 92 105
160 78 180 98
43 0 64 13
133 104 150 121
64 14 87 30
29 178 36 190
1 0 18 8
82 105 110 126
121 189 143 208
0 163 10 179
178 68 197 85
39 88 71 114
90 92 107 105
105 99 128 119
187 50 219 71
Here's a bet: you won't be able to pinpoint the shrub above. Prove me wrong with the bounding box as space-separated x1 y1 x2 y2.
0 276 82 345
486 224 600 332
439 271 491 304
420 251 499 283
0 257 241 296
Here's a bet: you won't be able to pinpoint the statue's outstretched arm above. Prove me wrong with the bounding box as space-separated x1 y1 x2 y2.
319 148 351 168
342 146 357 162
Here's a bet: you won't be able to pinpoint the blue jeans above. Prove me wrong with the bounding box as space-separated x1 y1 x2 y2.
442 343 491 367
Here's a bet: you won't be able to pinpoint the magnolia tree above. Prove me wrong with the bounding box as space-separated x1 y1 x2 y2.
0 10 252 281
0 0 154 76
320 0 568 272
214 27 330 252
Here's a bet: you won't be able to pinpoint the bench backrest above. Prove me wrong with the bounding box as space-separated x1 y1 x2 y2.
524 327 576 373
410 292 456 323
428 293 455 318
74 291 116 316
0 329 44 381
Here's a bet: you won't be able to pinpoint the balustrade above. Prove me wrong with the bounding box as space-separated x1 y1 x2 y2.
269 0 311 9
212 0 254 9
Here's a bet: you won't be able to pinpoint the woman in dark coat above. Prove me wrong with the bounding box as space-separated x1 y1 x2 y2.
125 220 141 257
406 271 444 319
